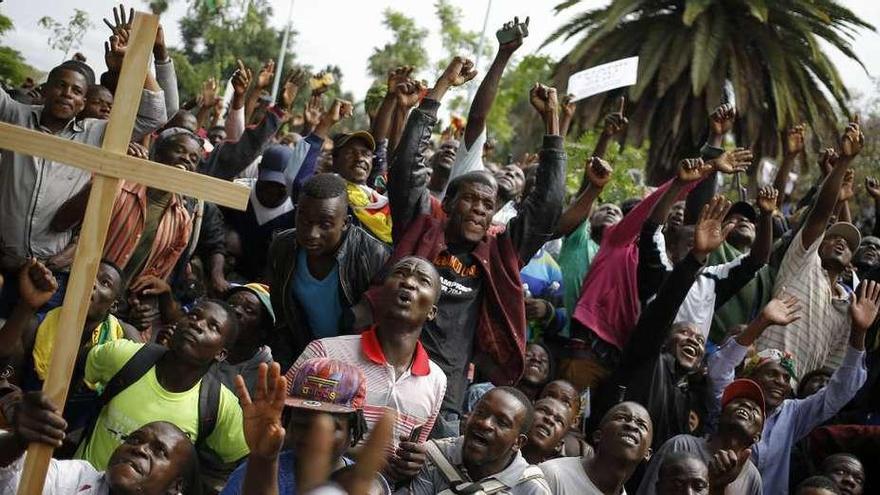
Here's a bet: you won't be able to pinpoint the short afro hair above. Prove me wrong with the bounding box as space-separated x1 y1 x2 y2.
301 173 348 201
48 60 95 87
796 476 839 495
658 451 706 481
492 386 535 435
444 170 497 204
196 298 241 349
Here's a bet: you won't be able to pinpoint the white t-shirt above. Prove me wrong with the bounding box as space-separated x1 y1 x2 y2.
0 454 109 494
439 129 487 200
540 456 624 495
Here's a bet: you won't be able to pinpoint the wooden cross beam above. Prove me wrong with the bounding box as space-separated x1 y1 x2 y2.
0 12 249 494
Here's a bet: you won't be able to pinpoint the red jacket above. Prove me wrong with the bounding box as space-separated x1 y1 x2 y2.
365 98 567 386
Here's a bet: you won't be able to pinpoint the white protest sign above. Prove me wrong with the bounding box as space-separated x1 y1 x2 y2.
567 56 639 102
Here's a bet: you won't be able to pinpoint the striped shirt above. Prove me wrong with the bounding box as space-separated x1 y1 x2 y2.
103 182 192 282
755 229 852 375
286 328 446 449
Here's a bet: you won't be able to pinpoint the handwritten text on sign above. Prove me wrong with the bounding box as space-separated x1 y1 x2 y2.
567 56 639 102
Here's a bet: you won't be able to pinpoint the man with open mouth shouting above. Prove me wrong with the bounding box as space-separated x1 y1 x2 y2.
638 378 766 495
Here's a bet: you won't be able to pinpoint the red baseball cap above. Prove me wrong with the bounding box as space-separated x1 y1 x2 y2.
721 378 766 417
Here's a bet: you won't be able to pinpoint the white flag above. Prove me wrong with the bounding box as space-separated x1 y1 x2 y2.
567 57 639 102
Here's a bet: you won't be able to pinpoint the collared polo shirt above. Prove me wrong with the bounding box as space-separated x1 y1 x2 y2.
286 327 446 449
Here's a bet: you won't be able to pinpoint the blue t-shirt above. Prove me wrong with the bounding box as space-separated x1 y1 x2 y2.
220 450 354 495
291 249 342 339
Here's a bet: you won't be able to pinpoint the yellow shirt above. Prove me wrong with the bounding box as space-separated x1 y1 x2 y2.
32 307 125 382
75 340 249 469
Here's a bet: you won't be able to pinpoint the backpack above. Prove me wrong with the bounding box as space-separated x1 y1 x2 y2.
424 439 547 495
82 343 221 457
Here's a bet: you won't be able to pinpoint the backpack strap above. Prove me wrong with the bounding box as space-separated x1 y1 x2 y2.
196 366 221 447
80 343 167 450
516 465 546 486
100 343 167 407
425 440 464 483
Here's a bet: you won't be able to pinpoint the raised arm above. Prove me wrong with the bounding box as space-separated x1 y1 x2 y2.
152 24 179 116
589 96 627 164
388 57 477 239
245 60 275 124
648 158 712 226
836 168 855 223
462 17 526 149
570 98 627 200
372 66 411 145
801 117 863 248
774 124 805 208
199 106 285 180
637 159 712 302
238 363 287 495
747 187 778 264
782 281 877 442
555 157 611 237
866 177 880 237
102 28 167 138
685 103 735 224
225 60 251 142
195 77 219 132
621 196 733 367
507 84 565 263
705 293 802 430
0 260 57 362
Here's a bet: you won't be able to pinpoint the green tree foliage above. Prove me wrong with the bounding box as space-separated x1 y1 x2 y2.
176 0 293 99
565 130 648 204
37 9 92 60
546 0 875 184
485 55 554 159
367 9 429 80
0 14 38 86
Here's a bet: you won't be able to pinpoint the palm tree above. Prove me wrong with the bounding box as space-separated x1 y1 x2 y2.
545 0 874 183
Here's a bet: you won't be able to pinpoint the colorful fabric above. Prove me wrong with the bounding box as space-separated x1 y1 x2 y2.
32 308 124 382
743 348 798 382
285 356 367 413
103 181 192 282
346 182 392 243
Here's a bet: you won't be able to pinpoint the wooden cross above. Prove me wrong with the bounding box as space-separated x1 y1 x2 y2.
0 12 249 494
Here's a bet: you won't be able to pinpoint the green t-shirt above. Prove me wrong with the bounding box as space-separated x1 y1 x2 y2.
76 340 249 469
558 221 600 338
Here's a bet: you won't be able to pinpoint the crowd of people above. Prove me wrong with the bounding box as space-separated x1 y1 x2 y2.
1 5 880 495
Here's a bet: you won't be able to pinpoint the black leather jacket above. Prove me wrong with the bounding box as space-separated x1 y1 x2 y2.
267 225 390 368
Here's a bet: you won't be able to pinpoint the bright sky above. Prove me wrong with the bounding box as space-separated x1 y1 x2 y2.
3 0 879 102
